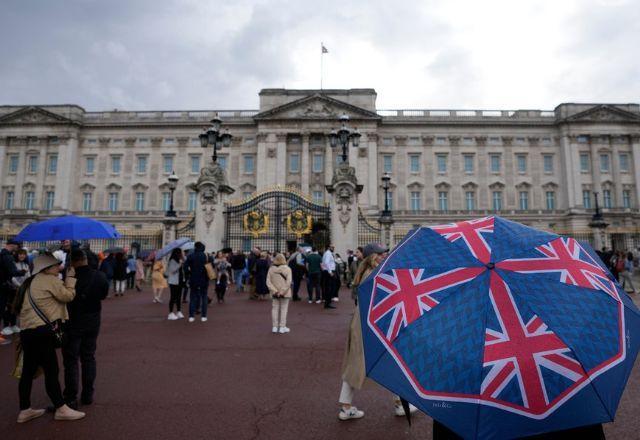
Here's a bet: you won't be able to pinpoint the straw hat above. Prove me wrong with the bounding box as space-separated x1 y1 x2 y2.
32 254 61 275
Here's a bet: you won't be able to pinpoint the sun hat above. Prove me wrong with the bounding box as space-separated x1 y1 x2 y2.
32 254 61 275
363 242 389 258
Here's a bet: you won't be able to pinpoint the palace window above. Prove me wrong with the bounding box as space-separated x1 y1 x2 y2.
465 191 475 210
137 156 148 173
48 154 58 174
410 191 421 211
312 154 323 173
409 154 420 173
163 155 174 174
492 191 502 211
218 156 227 170
135 192 145 211
543 155 554 173
619 153 630 172
5 191 14 209
583 190 591 209
82 192 92 212
517 155 527 173
545 191 556 210
86 157 95 174
45 191 55 210
289 153 300 173
244 155 255 174
383 155 393 173
600 154 610 173
463 155 474 173
603 189 612 208
9 155 18 173
385 191 394 211
108 192 119 211
436 154 447 173
490 154 501 173
24 191 35 210
111 156 121 174
162 192 171 211
519 191 529 210
580 153 590 172
189 155 200 173
28 155 38 174
438 191 448 211
312 191 324 205
623 190 632 209
188 192 197 211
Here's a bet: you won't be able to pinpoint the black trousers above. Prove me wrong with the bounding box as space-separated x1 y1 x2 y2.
126 272 135 289
169 284 182 313
292 272 303 300
19 326 65 410
62 315 100 403
0 287 17 327
322 271 337 306
307 272 321 301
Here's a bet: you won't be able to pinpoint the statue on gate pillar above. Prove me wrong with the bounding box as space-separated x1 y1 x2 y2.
191 161 234 252
327 162 363 257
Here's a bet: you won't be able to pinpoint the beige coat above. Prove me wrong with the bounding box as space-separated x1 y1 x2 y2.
19 273 76 331
266 264 292 298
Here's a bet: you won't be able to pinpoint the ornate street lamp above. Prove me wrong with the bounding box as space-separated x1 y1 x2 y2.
589 192 609 250
199 113 232 162
166 170 179 217
329 113 361 163
381 172 392 216
379 172 394 247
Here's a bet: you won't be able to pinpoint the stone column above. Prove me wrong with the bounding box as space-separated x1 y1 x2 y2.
275 133 287 186
162 217 180 247
326 162 363 257
55 133 79 213
192 161 235 253
301 133 310 194
632 135 640 207
256 133 268 190
367 133 379 208
559 135 577 208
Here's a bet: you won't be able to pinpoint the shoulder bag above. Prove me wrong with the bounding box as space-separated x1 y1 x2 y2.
27 286 65 348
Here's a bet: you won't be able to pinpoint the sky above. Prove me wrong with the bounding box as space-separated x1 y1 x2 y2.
0 0 638 111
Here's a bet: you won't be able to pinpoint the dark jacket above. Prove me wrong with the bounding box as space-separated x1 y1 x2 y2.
113 256 128 280
100 255 114 279
67 265 110 324
186 250 210 288
230 253 246 270
0 248 22 286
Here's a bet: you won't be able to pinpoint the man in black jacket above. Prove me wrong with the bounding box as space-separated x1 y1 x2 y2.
62 249 110 408
0 239 25 346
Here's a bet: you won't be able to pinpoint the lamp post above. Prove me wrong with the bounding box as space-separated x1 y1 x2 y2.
378 172 394 247
199 113 232 162
589 191 609 251
329 113 361 163
166 171 179 218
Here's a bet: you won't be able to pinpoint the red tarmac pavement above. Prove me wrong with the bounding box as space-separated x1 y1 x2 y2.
1 286 640 440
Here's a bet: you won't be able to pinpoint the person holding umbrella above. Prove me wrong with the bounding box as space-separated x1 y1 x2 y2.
12 253 85 422
166 248 185 320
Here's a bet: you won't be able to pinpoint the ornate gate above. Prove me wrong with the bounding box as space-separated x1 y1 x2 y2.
224 187 331 253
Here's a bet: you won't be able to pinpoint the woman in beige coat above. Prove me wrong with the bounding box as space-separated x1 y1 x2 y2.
266 253 292 334
13 254 86 423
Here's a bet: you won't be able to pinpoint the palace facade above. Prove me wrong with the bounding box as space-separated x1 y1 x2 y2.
1 88 640 249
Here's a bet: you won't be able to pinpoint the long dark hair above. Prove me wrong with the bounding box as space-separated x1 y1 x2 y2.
170 248 183 262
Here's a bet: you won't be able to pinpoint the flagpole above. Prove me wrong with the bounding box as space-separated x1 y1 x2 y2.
320 42 324 90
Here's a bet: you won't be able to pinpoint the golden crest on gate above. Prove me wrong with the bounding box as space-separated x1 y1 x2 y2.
243 209 269 238
287 209 313 238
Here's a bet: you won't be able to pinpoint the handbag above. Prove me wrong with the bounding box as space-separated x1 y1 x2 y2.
204 262 217 280
27 286 65 348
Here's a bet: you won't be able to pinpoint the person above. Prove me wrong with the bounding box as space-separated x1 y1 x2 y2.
180 253 190 303
185 242 210 323
62 249 109 409
80 242 99 270
113 252 128 297
99 253 114 296
126 255 136 290
135 255 145 292
151 257 168 303
247 247 261 299
230 250 246 293
338 242 416 420
620 251 637 294
349 247 363 302
267 253 293 334
214 251 230 304
322 244 338 309
2 248 31 337
1 239 26 346
305 247 323 304
287 247 306 302
255 251 271 301
13 253 85 422
166 248 185 320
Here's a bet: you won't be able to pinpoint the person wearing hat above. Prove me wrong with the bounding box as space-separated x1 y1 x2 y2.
266 253 293 334
337 242 417 421
0 239 26 346
12 253 85 423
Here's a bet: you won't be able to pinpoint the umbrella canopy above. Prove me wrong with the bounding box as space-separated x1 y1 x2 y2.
156 237 191 259
358 216 640 439
14 215 120 242
180 241 195 251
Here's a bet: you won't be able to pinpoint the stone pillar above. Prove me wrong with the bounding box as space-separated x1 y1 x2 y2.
256 133 268 189
326 162 363 257
55 133 79 213
378 215 394 248
632 135 640 207
162 217 180 247
301 133 310 194
192 161 234 253
275 133 287 186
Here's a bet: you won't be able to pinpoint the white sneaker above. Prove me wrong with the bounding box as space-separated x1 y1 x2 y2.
394 403 418 417
188 317 195 323
176 311 184 319
315 300 322 304
339 406 365 421
279 327 290 334
167 313 178 321
1 327 13 336
272 326 278 333
201 317 208 322
332 297 339 302
308 300 313 304
11 326 20 334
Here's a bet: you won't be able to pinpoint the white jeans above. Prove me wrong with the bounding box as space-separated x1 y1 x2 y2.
620 271 636 292
115 280 126 293
271 298 290 327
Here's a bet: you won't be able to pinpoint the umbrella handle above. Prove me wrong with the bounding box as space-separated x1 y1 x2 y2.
400 397 412 426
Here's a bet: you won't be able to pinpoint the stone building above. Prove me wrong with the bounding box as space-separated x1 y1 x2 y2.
1 88 639 250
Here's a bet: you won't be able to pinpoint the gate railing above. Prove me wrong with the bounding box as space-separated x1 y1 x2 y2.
176 216 195 240
358 208 381 247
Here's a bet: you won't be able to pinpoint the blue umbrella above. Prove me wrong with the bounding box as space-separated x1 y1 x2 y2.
358 216 640 439
155 237 191 259
14 215 120 241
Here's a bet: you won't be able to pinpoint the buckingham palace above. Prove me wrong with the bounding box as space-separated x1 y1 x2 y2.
1 88 640 251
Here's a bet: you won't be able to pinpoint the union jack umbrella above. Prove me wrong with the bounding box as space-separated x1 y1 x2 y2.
358 216 640 439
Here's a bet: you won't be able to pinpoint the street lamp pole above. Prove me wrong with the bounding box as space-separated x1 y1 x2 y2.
589 191 609 251
379 172 394 247
166 171 179 218
329 113 361 163
199 113 233 163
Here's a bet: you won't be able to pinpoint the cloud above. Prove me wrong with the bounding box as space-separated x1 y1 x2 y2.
0 0 637 110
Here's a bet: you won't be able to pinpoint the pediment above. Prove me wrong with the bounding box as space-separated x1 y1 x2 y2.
253 94 380 121
0 106 79 126
564 105 640 123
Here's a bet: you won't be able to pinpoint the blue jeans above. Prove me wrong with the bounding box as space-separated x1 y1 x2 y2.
189 285 208 318
233 269 244 291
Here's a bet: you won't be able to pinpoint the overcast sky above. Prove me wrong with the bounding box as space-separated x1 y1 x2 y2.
1 0 638 111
